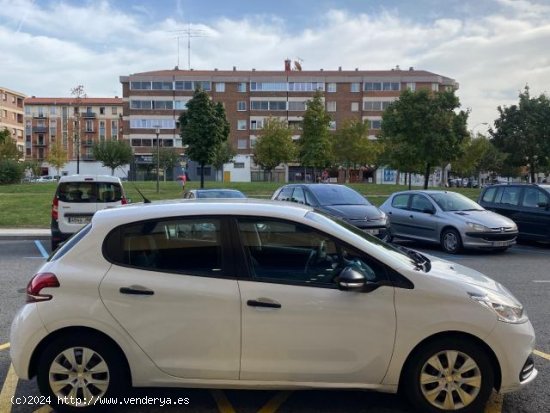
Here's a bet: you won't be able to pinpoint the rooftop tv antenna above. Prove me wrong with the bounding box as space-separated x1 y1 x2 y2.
171 24 208 69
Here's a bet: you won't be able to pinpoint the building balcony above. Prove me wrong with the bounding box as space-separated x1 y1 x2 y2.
33 142 46 147
33 114 47 119
82 140 95 146
33 127 48 133
84 129 94 133
82 112 96 119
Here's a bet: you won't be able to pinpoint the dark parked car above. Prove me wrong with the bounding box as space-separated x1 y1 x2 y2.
478 183 550 242
272 184 389 238
183 189 246 199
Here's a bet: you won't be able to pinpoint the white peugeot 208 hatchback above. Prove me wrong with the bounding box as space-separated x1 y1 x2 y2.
11 200 536 413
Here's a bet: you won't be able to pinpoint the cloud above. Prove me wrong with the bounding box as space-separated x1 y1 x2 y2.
1 0 550 131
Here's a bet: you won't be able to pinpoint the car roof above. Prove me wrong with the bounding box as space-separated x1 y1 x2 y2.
58 174 122 183
92 199 313 229
194 189 243 193
390 190 456 196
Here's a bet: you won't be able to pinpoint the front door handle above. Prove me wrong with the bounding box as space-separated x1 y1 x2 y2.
247 299 281 309
119 285 155 296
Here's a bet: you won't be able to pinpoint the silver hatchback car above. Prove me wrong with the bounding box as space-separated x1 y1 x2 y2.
380 190 518 253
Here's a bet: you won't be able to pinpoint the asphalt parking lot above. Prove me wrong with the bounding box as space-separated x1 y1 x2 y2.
0 239 548 413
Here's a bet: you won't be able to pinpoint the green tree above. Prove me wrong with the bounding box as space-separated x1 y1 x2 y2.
0 160 24 184
179 89 230 188
46 140 68 177
452 135 507 184
490 86 550 182
24 160 42 179
92 140 133 175
381 89 469 189
211 141 237 181
153 147 181 182
253 117 296 181
333 120 383 183
0 128 22 161
299 91 333 177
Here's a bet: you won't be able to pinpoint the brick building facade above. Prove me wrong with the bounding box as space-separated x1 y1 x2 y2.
0 87 26 156
121 64 458 182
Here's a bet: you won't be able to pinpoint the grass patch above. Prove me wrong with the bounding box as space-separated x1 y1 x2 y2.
0 181 481 228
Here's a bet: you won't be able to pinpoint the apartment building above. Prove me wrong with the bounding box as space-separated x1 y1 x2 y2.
0 87 26 156
120 63 458 182
24 97 124 176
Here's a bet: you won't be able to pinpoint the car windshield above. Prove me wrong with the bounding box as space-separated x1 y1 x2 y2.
310 185 370 206
429 192 484 212
305 210 429 272
197 190 245 199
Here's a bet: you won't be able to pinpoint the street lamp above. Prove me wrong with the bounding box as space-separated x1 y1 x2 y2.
155 127 160 193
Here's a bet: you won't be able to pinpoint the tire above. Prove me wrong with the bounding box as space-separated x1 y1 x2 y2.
441 228 462 254
37 334 127 413
403 337 494 413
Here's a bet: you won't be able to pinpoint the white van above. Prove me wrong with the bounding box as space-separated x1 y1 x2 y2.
50 175 127 249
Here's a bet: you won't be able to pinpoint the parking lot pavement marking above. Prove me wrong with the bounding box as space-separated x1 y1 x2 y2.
34 240 49 259
0 363 18 413
210 390 237 413
0 343 10 352
257 391 292 413
534 349 550 361
484 392 503 413
33 406 53 413
533 280 550 283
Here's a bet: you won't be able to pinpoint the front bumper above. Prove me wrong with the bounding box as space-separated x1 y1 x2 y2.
463 231 518 249
485 319 538 393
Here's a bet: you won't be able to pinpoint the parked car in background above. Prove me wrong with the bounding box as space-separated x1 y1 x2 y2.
478 183 550 243
11 200 536 413
34 175 54 183
272 183 389 238
51 175 127 250
183 189 246 199
380 190 518 253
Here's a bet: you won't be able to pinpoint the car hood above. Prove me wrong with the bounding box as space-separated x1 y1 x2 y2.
450 209 515 228
424 254 517 298
320 204 385 220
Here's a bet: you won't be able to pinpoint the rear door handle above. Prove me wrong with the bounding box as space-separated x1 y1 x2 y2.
247 299 281 309
119 286 155 296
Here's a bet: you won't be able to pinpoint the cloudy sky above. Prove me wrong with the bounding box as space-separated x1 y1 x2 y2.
1 0 549 131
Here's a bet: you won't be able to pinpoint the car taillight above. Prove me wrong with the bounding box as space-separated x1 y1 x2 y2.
26 273 60 303
52 196 58 220
121 196 128 205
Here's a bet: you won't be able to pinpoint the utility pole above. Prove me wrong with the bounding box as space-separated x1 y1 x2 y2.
70 85 86 174
156 127 160 193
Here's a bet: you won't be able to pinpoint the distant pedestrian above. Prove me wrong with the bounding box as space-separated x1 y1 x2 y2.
180 173 187 193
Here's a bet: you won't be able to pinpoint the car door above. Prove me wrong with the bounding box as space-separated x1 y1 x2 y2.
385 193 411 238
407 194 438 241
517 187 550 240
235 217 396 384
99 216 241 379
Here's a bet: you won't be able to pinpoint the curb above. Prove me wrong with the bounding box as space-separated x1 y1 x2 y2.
0 230 50 241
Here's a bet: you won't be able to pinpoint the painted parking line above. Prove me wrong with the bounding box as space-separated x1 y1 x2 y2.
533 280 550 283
257 391 292 413
34 240 49 259
210 390 236 413
0 364 18 413
484 392 503 413
534 349 550 361
0 343 9 352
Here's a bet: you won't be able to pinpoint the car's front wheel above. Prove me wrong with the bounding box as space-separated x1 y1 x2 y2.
441 228 462 254
403 337 494 413
37 334 127 412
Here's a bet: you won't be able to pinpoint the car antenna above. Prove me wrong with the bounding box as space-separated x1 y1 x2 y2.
117 166 151 203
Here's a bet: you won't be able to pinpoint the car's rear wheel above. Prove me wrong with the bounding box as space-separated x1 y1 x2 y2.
37 334 127 412
441 229 462 254
403 337 494 413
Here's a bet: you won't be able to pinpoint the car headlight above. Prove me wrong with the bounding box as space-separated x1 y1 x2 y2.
466 221 490 232
468 291 528 324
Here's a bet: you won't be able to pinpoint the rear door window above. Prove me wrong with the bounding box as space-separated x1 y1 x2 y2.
522 187 549 208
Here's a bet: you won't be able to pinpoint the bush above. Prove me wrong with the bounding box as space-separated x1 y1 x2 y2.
0 160 24 184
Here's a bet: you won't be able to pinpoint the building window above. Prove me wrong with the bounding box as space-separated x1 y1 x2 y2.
432 83 439 92
130 81 152 90
350 83 360 92
85 120 94 132
237 139 248 149
49 106 56 116
326 101 336 112
152 81 174 90
237 101 247 111
237 120 247 130
407 82 416 91
351 102 359 112
250 119 264 130
250 101 286 111
112 106 118 115
369 119 382 129
329 120 336 130
237 82 247 92
99 107 105 115
327 83 337 93
288 101 307 111
215 82 225 92
250 82 287 92
234 162 245 168
288 82 324 92
364 82 400 91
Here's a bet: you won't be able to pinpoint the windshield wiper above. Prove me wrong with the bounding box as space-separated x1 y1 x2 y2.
396 245 431 272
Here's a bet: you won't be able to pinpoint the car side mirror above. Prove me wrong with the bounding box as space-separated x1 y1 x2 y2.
537 202 549 209
337 266 366 291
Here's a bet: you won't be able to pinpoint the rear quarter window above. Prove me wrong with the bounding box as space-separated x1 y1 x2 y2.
481 187 497 203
